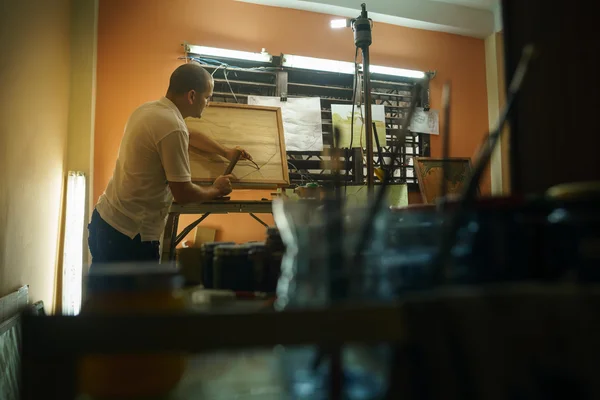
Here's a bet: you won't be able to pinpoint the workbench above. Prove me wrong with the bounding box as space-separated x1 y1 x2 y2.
160 200 273 262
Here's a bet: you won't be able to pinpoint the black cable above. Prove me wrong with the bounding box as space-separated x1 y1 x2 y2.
372 122 384 167
344 46 360 195
430 45 535 283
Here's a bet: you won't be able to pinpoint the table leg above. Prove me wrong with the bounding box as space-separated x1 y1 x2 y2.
249 213 269 228
329 344 343 400
161 213 180 262
174 213 211 245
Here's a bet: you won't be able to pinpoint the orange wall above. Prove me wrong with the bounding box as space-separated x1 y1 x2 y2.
95 0 489 241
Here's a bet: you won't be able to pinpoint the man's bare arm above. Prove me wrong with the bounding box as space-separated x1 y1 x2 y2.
187 126 253 161
168 175 233 204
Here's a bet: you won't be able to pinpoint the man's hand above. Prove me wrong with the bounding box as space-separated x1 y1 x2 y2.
212 174 234 197
225 146 253 162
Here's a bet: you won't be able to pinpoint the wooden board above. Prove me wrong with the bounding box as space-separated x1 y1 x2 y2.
187 103 289 188
0 286 28 324
193 227 216 247
413 157 475 204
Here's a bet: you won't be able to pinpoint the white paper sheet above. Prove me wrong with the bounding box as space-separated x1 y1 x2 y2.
409 107 439 135
330 104 387 149
247 96 323 151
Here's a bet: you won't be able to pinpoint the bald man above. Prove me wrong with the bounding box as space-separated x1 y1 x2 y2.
88 64 251 264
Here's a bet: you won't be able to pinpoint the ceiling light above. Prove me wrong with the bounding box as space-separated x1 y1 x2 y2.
369 65 426 79
186 44 273 63
330 19 350 29
283 54 425 79
282 54 356 74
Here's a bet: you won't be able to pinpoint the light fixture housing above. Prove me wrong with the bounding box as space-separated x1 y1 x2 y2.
62 171 86 316
184 43 426 79
186 44 273 63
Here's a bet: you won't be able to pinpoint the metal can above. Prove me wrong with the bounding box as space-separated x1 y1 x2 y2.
248 242 268 292
201 242 234 289
213 244 254 291
265 227 284 292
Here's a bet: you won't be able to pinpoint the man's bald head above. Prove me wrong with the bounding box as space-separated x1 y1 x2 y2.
166 63 214 119
167 63 212 95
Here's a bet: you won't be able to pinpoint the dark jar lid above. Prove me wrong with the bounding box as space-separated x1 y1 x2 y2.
201 241 235 252
248 242 267 254
266 226 280 236
86 262 183 294
214 244 251 257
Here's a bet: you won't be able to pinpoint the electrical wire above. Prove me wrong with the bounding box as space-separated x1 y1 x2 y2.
183 56 277 72
287 160 317 184
210 63 225 77
223 68 239 103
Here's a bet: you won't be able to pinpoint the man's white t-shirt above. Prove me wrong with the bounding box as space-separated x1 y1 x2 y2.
96 97 191 241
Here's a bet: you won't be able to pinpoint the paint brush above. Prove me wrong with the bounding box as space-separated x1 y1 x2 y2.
440 82 451 209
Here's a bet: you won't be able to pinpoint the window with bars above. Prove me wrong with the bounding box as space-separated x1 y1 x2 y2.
185 49 431 188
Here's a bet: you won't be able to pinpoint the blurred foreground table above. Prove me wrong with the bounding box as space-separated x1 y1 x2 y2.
22 283 600 400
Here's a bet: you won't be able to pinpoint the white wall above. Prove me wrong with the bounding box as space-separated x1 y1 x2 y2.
0 0 72 310
237 0 495 37
65 0 98 273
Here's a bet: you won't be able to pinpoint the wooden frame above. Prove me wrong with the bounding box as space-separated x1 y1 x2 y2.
188 103 289 188
413 157 474 204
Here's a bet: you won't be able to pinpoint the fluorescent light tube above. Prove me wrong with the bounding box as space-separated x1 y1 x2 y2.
330 19 349 29
369 65 426 79
187 44 273 63
62 171 86 316
282 54 356 74
282 53 425 79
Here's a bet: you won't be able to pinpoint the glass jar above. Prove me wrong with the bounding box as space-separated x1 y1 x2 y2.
213 244 254 291
271 199 391 400
201 242 234 289
78 263 186 399
545 182 600 281
246 242 270 292
177 247 203 285
265 227 284 293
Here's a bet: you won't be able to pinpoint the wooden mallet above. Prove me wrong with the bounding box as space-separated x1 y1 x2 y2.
223 149 242 175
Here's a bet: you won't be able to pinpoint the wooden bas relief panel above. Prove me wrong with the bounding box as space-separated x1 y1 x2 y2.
414 157 473 204
187 103 289 188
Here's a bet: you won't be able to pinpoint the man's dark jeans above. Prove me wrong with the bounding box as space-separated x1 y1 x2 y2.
88 209 160 265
